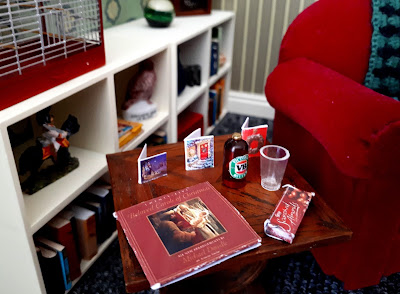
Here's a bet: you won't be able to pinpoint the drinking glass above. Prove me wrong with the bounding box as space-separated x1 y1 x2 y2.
260 145 290 191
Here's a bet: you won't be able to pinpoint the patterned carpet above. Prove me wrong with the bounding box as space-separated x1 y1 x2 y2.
70 113 400 294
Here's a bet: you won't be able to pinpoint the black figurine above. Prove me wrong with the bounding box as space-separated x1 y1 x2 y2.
19 107 80 194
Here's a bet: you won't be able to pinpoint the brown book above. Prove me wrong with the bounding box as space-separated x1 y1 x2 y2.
45 215 82 280
70 205 98 260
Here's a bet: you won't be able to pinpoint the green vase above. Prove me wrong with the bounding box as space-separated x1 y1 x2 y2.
142 0 175 28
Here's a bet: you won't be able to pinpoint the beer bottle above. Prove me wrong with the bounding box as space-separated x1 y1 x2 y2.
222 132 249 188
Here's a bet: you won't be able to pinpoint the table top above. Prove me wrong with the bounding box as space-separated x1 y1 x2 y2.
106 135 352 293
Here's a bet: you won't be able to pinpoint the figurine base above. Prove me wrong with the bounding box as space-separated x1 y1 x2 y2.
21 157 79 195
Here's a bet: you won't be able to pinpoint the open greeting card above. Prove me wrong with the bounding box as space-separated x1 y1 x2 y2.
184 128 214 170
241 117 268 157
138 144 167 184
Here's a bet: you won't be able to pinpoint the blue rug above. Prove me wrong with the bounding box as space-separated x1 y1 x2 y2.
210 112 274 143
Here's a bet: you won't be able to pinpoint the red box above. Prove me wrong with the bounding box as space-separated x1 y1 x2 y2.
178 110 203 141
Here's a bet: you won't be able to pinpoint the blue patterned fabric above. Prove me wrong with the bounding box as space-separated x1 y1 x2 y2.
364 0 400 101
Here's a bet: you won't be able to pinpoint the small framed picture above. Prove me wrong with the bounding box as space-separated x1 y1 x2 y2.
171 0 212 16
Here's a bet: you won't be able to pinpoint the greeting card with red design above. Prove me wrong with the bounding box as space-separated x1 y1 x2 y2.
241 117 268 157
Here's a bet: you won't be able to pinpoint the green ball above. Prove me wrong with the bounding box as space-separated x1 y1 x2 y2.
143 0 175 28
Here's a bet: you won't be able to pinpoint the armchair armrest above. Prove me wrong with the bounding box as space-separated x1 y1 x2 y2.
265 58 400 179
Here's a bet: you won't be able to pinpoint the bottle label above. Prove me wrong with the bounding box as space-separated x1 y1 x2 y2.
229 155 248 179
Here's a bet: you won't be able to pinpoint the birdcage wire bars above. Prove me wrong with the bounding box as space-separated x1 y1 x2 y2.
0 0 102 78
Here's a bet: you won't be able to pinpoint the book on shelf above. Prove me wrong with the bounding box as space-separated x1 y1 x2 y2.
118 122 133 138
58 209 81 260
70 205 98 260
210 38 219 76
34 236 72 291
36 246 66 294
210 79 225 120
118 119 143 148
210 26 223 76
114 181 261 290
44 215 82 280
208 90 218 126
78 200 107 244
83 183 116 237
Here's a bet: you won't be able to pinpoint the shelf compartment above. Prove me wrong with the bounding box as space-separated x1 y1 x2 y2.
114 49 170 149
24 147 107 233
177 83 208 115
120 110 169 152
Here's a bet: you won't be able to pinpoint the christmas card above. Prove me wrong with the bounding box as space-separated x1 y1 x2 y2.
183 128 214 170
138 144 167 184
241 117 268 157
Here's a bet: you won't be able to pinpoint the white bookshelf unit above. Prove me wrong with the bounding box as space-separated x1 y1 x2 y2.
0 10 234 294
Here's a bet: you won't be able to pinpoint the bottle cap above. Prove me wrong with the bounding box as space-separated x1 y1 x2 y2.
232 132 242 140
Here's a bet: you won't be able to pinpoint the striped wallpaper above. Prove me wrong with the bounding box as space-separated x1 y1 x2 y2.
212 0 318 94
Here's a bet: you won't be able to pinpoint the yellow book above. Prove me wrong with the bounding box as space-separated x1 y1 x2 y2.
118 119 142 148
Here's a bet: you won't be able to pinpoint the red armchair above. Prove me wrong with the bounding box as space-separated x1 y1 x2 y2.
265 0 400 290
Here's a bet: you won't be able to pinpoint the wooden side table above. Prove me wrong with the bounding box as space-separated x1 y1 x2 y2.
106 135 352 293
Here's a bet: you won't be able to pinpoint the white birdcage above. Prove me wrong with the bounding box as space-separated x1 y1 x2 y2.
0 0 102 77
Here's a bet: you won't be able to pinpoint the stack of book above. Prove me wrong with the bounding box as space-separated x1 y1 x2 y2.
118 119 143 148
34 182 115 293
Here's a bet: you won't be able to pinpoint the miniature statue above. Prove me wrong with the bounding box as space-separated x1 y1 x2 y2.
19 107 80 194
122 59 157 121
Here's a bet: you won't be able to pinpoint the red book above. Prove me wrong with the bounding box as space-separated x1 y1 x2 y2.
114 182 261 290
45 216 82 280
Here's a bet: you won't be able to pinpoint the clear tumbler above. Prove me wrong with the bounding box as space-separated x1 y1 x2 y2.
260 145 290 191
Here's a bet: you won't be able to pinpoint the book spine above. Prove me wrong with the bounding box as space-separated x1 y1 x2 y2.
46 222 82 280
58 249 72 290
210 40 219 76
76 217 98 260
118 125 133 138
37 248 65 294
